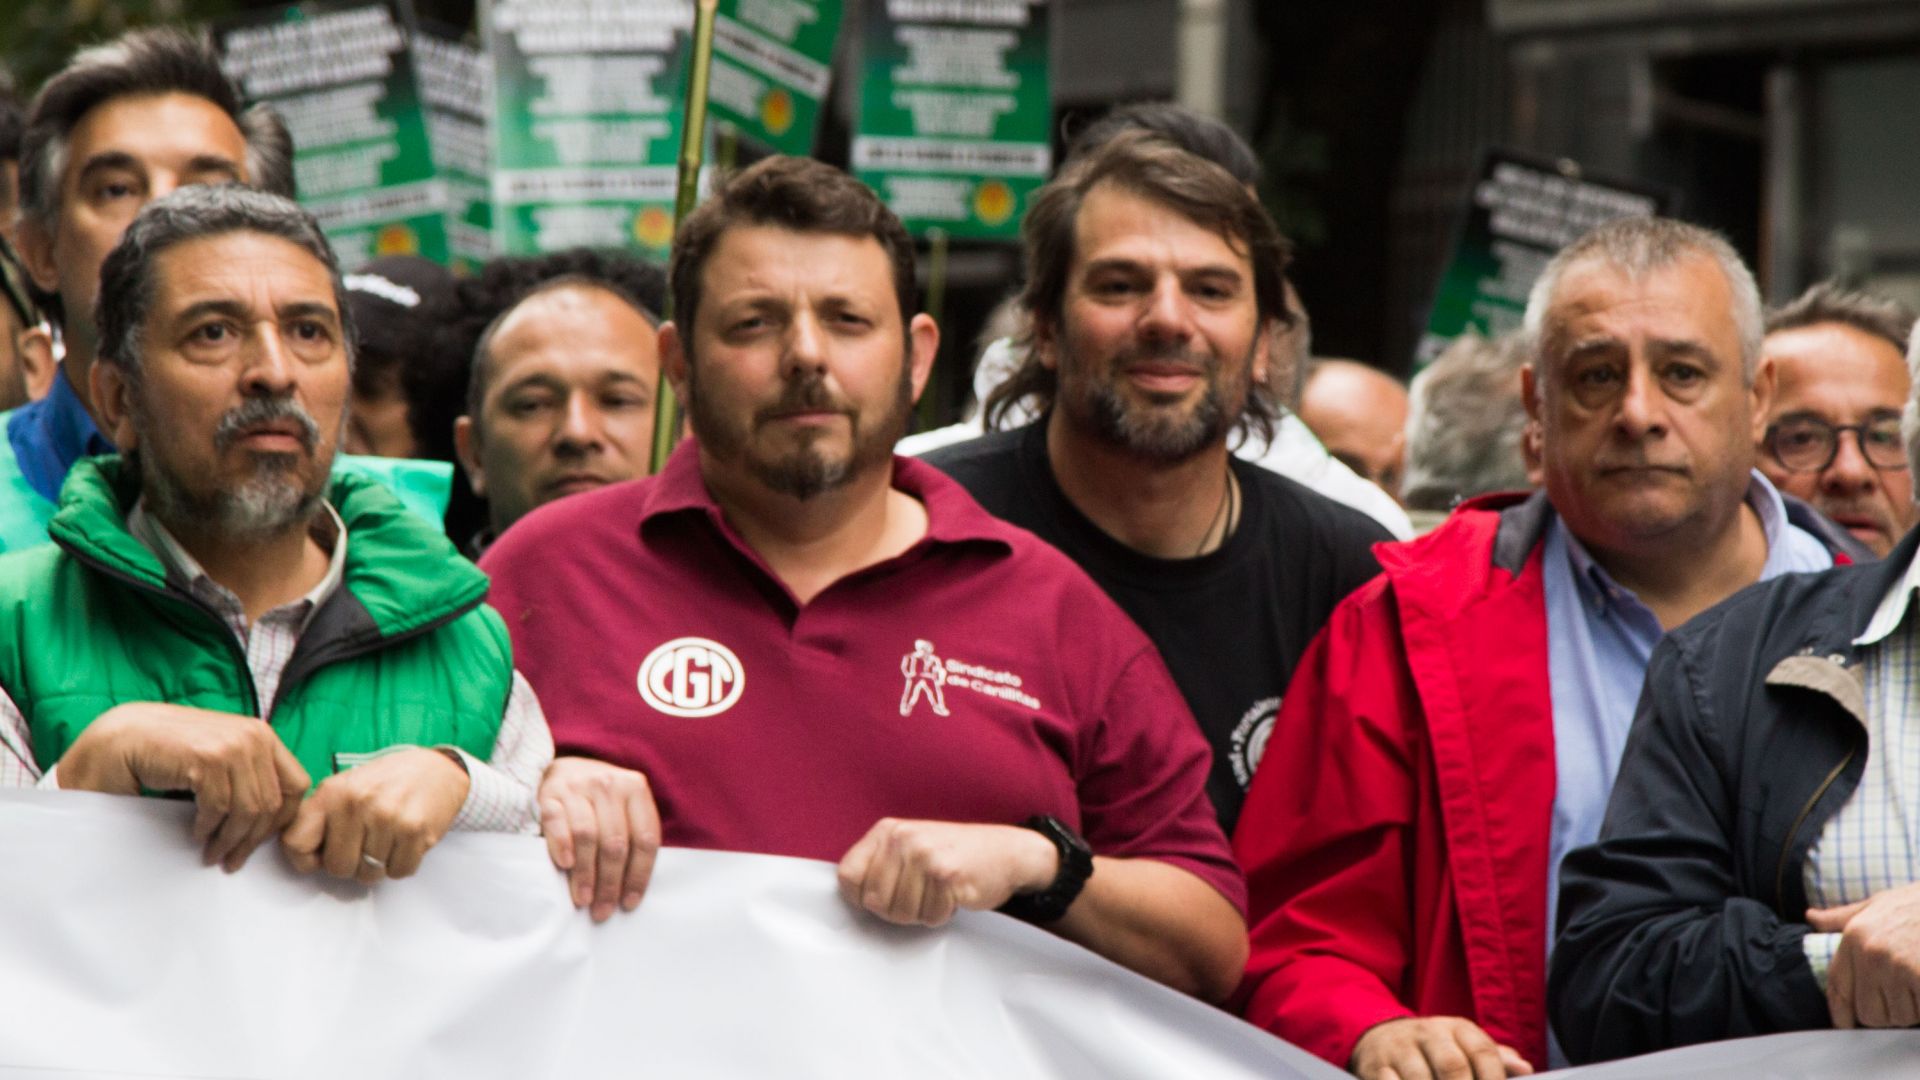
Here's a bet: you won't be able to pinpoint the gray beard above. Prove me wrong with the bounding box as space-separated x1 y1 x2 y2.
137 446 322 541
131 392 332 541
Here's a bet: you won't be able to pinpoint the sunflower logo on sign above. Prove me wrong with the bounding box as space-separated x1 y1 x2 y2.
973 180 1015 227
373 223 419 256
633 206 675 250
760 87 795 137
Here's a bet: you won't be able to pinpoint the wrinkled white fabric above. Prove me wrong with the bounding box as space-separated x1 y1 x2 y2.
0 789 1340 1080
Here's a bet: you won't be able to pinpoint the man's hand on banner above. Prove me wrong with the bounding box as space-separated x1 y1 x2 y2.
281 748 470 883
537 757 660 922
1808 883 1920 1029
56 702 311 872
837 818 1056 927
1349 1016 1533 1080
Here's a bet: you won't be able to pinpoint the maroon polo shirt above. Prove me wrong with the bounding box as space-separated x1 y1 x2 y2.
482 442 1244 912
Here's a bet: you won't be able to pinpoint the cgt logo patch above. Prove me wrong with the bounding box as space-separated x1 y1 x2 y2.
638 637 745 718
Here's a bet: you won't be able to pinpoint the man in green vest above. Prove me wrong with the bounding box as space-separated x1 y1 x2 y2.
0 26 449 553
0 185 552 880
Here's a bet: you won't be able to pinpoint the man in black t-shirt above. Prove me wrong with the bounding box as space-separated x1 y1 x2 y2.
924 128 1388 832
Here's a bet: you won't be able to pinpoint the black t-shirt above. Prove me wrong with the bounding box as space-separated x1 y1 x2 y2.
923 422 1390 833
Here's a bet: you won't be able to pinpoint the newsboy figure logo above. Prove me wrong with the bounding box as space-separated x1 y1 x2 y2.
899 640 951 717
638 638 746 718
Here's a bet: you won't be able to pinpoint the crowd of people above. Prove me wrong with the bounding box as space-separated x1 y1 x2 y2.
3 23 1920 1080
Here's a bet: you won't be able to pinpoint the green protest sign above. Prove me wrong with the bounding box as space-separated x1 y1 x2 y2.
852 0 1051 240
1418 150 1671 366
481 0 693 257
413 21 492 270
217 0 452 267
708 0 843 156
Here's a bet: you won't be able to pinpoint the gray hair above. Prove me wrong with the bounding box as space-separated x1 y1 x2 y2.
1767 280 1916 354
1522 216 1764 391
95 185 352 379
19 27 294 236
1402 331 1533 511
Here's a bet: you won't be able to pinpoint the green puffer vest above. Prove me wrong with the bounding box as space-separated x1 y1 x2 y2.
0 457 511 785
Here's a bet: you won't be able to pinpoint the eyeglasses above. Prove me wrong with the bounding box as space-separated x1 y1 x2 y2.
1765 414 1908 473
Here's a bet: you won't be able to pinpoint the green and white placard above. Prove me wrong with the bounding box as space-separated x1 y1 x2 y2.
708 0 844 156
852 0 1051 240
1418 150 1670 367
481 0 693 257
218 0 452 266
413 20 493 270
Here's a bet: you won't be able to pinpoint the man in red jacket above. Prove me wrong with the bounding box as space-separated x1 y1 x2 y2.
1233 216 1867 1080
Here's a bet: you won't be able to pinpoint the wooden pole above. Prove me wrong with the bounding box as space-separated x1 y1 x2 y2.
649 0 721 475
914 227 950 432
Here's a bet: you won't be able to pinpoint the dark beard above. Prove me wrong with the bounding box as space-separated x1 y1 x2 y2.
1059 343 1247 464
687 353 915 502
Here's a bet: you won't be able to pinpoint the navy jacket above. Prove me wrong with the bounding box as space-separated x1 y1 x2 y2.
1550 524 1912 1061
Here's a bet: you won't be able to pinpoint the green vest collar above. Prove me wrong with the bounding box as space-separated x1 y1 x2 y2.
48 455 489 639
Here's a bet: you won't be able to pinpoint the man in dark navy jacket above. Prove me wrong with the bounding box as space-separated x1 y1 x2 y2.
1553 326 1920 1060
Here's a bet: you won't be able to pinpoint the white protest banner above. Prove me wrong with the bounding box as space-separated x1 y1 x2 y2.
0 789 1341 1079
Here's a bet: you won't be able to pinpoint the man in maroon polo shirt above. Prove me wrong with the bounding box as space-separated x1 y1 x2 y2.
481 156 1248 1001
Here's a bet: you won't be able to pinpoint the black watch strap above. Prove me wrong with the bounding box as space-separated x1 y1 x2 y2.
997 814 1094 924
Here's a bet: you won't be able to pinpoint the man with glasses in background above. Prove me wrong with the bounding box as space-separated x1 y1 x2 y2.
1756 282 1916 558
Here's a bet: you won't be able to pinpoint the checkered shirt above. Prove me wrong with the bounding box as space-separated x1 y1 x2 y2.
0 502 548 833
1802 548 1920 983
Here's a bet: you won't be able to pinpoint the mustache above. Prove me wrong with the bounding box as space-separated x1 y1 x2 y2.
1114 342 1212 370
754 375 853 424
213 397 320 453
1821 499 1888 522
1593 453 1687 472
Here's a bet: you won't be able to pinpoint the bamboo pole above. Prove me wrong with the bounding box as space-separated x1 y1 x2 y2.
914 227 950 432
649 0 721 475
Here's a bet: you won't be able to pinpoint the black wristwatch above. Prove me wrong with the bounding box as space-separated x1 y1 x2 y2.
997 815 1094 924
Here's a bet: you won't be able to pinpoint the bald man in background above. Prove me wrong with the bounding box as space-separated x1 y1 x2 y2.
1299 359 1410 502
454 278 661 554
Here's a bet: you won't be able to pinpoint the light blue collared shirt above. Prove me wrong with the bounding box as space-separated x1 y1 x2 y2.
1544 471 1835 943
1540 471 1833 1066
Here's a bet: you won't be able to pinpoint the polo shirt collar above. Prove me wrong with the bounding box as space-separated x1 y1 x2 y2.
639 438 1013 549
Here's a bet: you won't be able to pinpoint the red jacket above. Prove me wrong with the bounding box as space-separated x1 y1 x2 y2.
1233 488 1861 1071
1233 492 1561 1071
